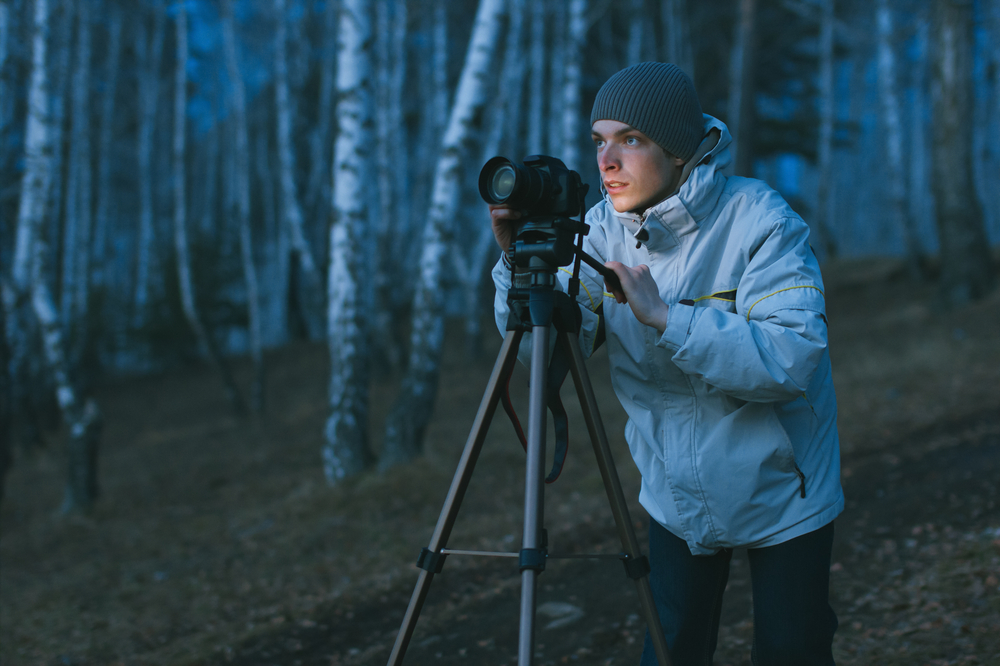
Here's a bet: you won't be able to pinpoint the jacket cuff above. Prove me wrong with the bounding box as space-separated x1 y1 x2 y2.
657 301 694 351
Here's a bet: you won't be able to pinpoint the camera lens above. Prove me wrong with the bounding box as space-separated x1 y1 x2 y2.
490 165 517 201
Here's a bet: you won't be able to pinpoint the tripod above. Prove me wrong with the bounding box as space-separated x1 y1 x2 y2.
385 256 671 666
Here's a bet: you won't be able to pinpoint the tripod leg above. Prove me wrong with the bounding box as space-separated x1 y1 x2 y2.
385 329 524 666
560 331 673 666
517 324 550 666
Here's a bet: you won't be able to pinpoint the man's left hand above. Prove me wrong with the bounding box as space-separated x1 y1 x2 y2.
604 261 670 334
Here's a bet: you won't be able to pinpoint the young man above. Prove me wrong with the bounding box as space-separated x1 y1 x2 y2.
490 62 843 665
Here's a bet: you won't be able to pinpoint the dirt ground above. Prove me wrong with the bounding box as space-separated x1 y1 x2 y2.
1 257 999 666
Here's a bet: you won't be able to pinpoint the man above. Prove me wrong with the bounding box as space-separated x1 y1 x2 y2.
490 62 843 665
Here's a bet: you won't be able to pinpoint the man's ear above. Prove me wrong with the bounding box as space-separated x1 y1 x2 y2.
672 156 686 168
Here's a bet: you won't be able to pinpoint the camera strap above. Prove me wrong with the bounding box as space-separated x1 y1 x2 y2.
498 341 572 485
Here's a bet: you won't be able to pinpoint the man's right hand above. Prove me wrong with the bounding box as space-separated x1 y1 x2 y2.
489 205 521 252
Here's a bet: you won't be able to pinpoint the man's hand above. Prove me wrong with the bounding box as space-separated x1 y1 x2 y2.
489 205 521 252
604 261 669 334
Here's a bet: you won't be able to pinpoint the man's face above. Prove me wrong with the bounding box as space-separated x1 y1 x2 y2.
591 120 685 215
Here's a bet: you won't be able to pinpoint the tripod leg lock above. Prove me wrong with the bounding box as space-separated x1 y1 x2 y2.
620 553 651 580
416 547 448 574
518 547 548 573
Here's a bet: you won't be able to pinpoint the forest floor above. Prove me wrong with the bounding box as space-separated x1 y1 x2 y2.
1 257 999 666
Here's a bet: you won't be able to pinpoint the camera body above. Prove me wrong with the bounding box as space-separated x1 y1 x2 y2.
479 155 589 270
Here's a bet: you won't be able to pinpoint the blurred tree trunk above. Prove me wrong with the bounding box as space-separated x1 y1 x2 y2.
546 0 565 156
134 1 165 333
222 0 264 412
92 8 123 291
662 0 693 76
627 0 643 65
930 0 995 305
274 0 324 340
0 280 11 503
372 0 408 372
304 0 337 232
199 123 219 238
728 0 757 176
174 3 244 414
380 0 505 470
527 0 545 154
256 126 289 347
877 0 923 278
17 0 101 513
908 17 933 254
561 0 587 172
60 0 91 334
0 1 10 166
456 0 526 359
324 0 377 484
813 0 838 260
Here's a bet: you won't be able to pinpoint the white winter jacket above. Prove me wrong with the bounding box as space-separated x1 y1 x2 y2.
492 115 844 556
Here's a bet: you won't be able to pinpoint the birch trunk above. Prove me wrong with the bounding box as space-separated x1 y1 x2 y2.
728 0 757 177
222 0 264 412
274 0 323 340
17 0 101 512
174 4 244 413
813 0 837 260
877 0 922 277
60 0 92 330
546 0 566 156
527 0 546 154
134 3 165 331
92 8 123 288
909 18 933 254
0 281 10 503
662 0 693 76
304 0 337 225
255 125 289 346
627 0 643 65
380 0 505 469
199 123 219 237
561 0 588 172
0 1 10 150
323 0 376 484
930 0 995 305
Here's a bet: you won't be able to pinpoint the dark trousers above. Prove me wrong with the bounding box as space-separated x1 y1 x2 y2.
639 520 837 666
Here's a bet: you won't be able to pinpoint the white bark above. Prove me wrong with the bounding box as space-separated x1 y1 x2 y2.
324 0 376 484
527 1 545 153
133 3 165 330
17 0 100 512
877 0 921 274
92 9 123 286
380 0 505 469
561 0 588 171
222 0 264 412
274 0 322 338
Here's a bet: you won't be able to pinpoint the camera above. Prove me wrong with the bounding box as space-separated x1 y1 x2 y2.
479 155 589 270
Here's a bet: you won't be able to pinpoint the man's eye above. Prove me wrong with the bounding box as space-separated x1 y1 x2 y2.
625 136 639 145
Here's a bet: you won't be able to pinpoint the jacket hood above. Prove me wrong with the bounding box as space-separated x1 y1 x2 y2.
603 114 733 254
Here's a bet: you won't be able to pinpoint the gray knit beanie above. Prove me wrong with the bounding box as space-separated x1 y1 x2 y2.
590 62 704 162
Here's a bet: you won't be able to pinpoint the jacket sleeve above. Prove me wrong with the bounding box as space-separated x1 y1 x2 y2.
492 211 608 364
655 215 828 403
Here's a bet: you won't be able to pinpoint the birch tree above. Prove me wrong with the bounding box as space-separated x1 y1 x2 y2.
380 0 505 469
526 0 546 154
877 0 923 276
546 0 566 156
627 0 643 65
323 0 376 484
16 0 101 512
561 0 588 172
304 0 337 229
662 0 693 76
134 2 165 332
222 0 264 412
274 0 323 340
173 3 244 413
813 0 838 260
92 8 123 290
929 0 995 304
728 0 757 176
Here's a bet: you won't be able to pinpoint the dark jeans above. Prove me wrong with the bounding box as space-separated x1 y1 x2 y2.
639 520 837 666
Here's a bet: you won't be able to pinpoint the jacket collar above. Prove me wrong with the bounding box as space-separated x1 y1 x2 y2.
606 115 733 255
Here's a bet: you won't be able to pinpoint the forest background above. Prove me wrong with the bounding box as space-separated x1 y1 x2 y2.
0 0 998 664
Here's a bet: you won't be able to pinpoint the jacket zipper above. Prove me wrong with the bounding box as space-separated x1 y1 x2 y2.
793 463 807 498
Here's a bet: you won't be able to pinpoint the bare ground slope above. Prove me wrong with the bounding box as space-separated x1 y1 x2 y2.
1 258 998 666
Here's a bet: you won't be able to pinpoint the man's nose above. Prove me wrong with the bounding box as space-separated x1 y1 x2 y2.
599 145 619 171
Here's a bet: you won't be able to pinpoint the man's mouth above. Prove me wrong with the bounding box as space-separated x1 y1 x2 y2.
604 181 627 192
